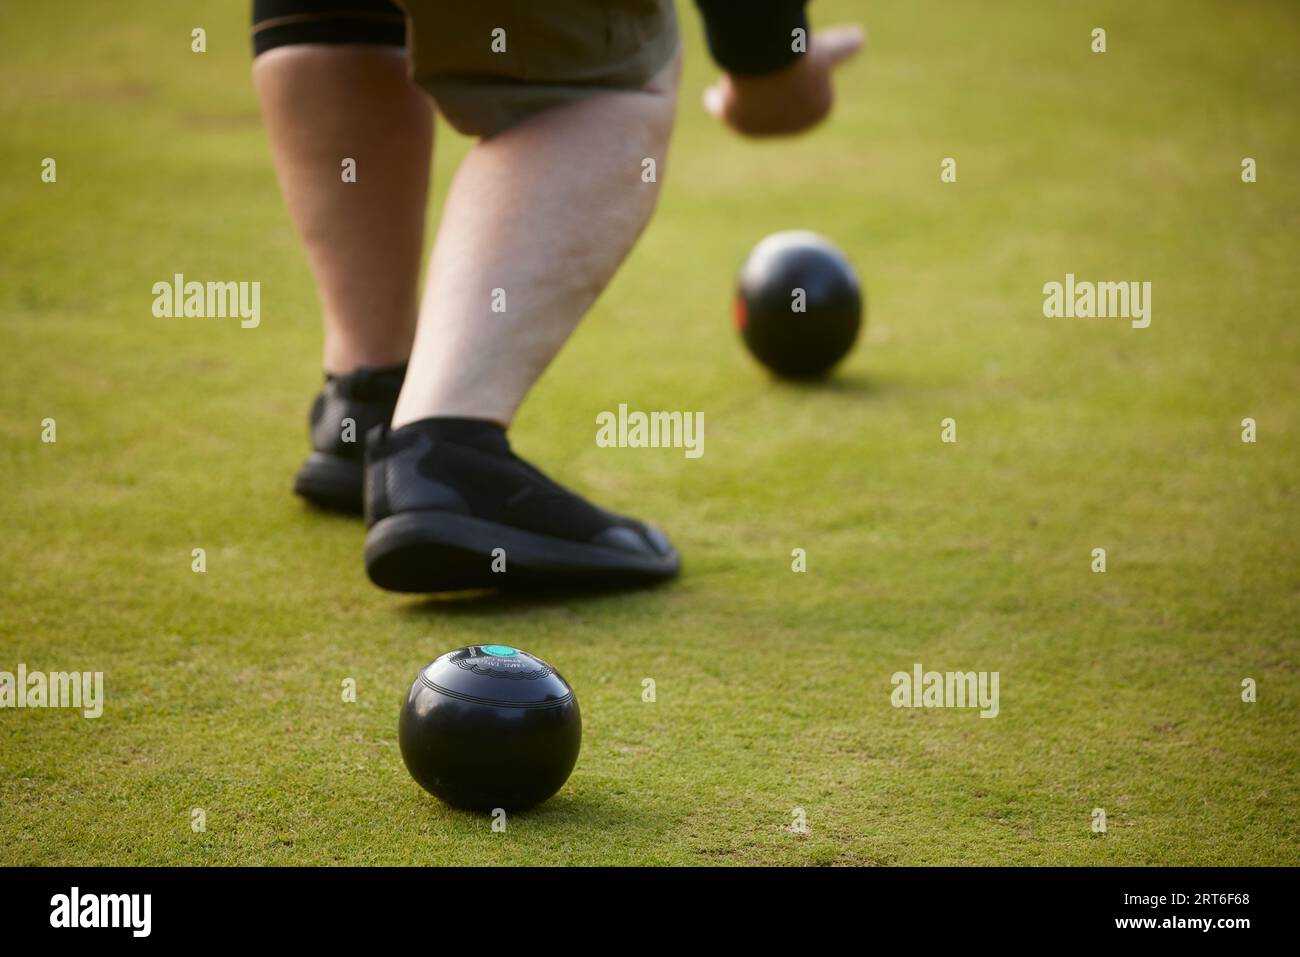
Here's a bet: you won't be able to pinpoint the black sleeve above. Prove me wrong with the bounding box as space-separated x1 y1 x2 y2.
694 1 810 76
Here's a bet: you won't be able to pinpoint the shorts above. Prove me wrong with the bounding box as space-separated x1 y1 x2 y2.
251 0 679 137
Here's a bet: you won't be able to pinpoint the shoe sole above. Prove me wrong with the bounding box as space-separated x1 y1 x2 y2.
365 510 680 593
293 451 363 515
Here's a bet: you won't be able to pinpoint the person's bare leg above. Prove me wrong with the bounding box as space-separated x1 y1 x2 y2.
253 46 431 374
390 53 681 429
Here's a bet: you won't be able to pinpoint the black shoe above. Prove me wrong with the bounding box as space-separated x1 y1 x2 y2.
363 417 680 592
293 363 406 514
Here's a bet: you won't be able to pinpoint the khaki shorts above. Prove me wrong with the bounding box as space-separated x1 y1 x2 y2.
397 0 679 136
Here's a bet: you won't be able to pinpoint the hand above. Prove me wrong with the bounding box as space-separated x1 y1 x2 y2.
703 25 865 137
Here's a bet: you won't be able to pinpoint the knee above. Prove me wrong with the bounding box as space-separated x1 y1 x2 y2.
643 48 681 142
634 49 682 183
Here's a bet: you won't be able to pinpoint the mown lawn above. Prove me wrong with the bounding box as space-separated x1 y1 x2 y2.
1 0 1297 864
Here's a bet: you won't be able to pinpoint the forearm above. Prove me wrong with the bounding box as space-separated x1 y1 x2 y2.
694 0 810 76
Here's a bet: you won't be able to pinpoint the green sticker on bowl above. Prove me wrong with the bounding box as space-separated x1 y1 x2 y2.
481 645 518 657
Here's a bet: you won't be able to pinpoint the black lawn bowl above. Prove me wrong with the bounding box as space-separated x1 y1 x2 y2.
398 645 581 812
736 229 864 378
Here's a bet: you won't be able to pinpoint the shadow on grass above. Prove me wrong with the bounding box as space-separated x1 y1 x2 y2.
766 368 896 397
396 579 677 618
409 789 663 832
295 501 365 526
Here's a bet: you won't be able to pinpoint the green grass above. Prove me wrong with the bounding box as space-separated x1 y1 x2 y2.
2 0 1298 865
